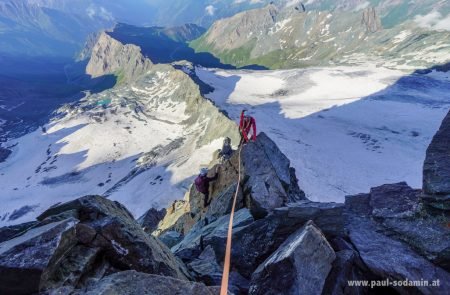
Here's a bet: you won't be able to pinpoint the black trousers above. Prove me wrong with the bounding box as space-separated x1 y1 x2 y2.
203 192 210 207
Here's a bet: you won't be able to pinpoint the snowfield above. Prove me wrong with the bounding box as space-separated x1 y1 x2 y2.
0 68 227 226
196 66 450 202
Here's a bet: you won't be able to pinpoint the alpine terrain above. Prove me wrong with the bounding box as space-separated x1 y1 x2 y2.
0 0 449 294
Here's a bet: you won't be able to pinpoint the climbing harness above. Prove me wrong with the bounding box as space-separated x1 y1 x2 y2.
220 145 243 295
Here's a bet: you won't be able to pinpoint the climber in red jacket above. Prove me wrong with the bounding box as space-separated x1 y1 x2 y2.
239 109 257 145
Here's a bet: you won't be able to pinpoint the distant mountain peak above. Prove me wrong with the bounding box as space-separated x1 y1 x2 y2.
86 32 153 83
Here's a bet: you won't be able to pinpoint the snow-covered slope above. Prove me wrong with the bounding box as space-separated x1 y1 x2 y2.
196 66 450 202
0 65 238 227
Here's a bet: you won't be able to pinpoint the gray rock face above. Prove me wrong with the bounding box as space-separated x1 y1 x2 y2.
206 182 244 219
0 195 190 294
241 133 306 218
138 208 167 234
86 32 153 83
172 208 254 262
346 182 450 272
0 221 38 243
249 221 336 295
423 110 450 211
159 230 183 248
0 218 78 295
219 132 305 218
69 270 219 295
369 182 421 218
273 200 345 237
346 216 450 295
187 245 222 286
345 184 450 295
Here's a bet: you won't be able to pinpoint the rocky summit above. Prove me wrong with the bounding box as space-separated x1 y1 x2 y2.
0 125 449 294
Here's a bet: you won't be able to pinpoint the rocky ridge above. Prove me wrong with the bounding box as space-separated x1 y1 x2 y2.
0 117 449 293
191 3 450 69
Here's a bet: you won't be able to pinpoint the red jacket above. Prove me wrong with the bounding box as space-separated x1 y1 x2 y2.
239 111 257 142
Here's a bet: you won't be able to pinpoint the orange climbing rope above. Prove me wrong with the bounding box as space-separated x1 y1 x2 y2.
220 145 243 295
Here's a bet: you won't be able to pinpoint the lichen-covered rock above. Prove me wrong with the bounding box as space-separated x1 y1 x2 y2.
249 221 335 295
423 110 450 211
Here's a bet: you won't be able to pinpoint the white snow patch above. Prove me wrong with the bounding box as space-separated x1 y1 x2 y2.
196 66 450 203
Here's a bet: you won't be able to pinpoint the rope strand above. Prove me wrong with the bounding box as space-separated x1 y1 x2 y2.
220 145 243 295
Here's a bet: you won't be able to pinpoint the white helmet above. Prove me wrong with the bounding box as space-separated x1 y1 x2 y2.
200 168 208 176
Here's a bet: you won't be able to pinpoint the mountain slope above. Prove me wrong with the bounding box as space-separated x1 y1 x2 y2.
0 0 112 57
0 34 239 226
191 3 450 69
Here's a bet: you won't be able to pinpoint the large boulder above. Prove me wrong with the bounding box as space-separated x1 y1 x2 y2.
423 109 450 211
249 221 335 295
66 270 220 295
0 218 79 295
172 208 254 262
187 245 222 286
0 195 190 294
346 204 450 294
345 183 450 272
273 200 345 237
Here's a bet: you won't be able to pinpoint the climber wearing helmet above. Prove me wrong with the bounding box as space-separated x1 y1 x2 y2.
239 109 257 145
194 167 219 207
218 137 234 163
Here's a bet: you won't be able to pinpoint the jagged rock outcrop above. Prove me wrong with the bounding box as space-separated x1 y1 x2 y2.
3 115 450 294
423 110 450 211
0 221 37 243
0 196 190 294
138 208 166 234
249 221 335 295
86 32 153 83
154 132 306 240
361 7 382 33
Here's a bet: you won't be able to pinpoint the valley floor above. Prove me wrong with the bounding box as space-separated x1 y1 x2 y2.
196 65 450 202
